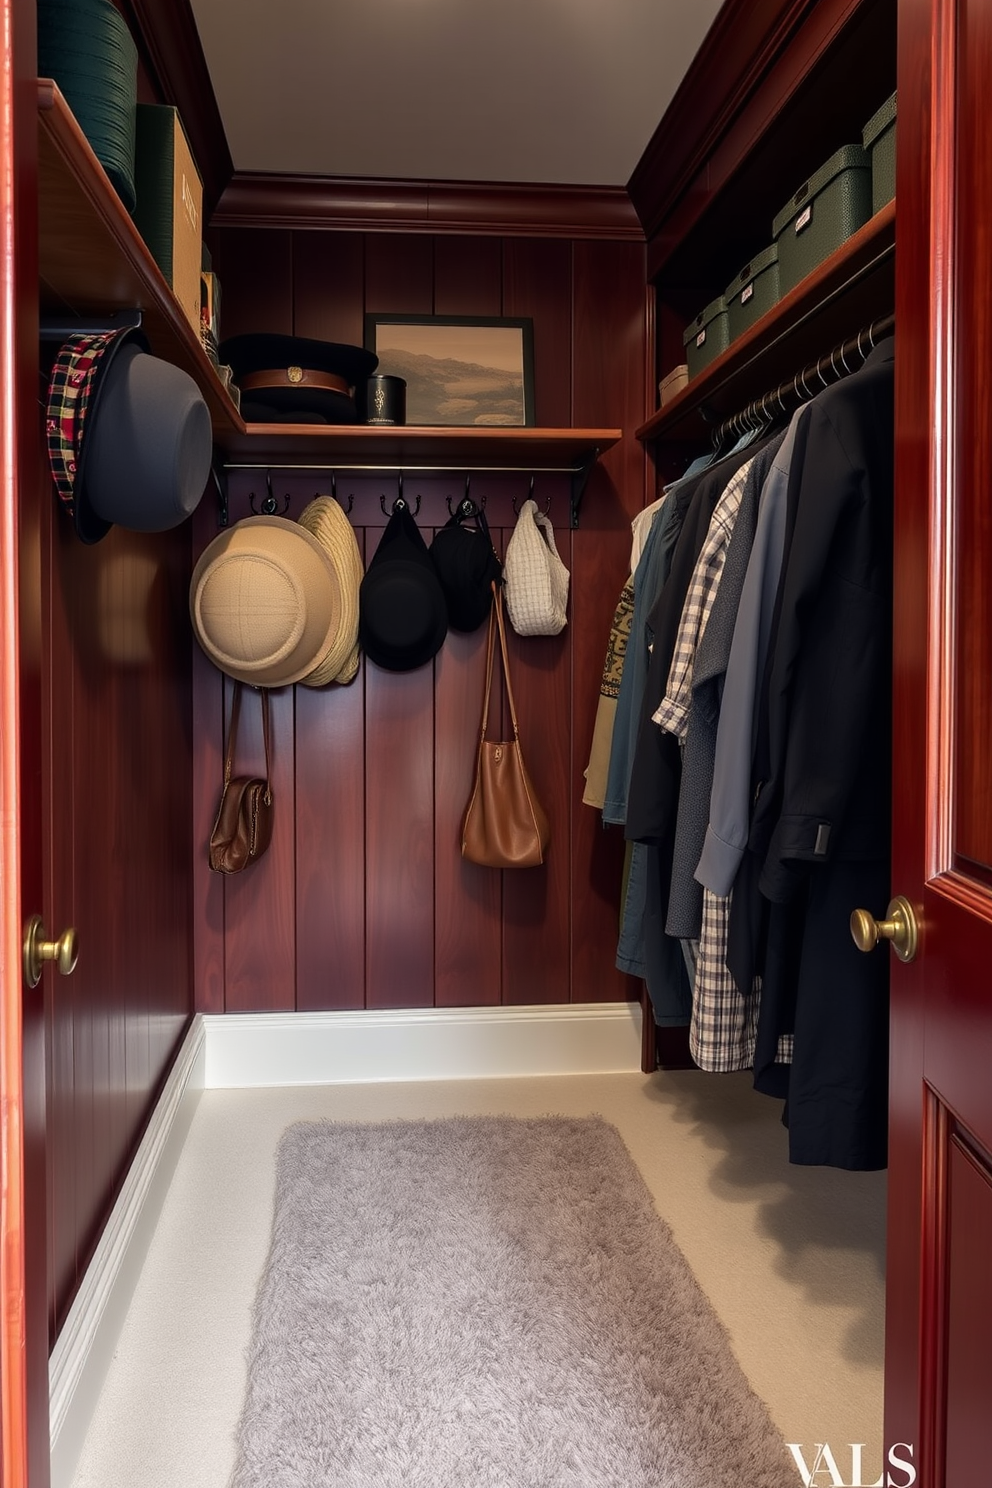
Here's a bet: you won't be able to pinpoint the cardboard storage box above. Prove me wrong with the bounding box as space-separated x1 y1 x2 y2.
725 242 780 342
133 104 203 336
772 144 872 297
863 91 896 214
682 294 730 379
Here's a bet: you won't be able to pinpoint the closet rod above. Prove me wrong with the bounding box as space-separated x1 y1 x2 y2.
711 311 894 448
220 461 588 476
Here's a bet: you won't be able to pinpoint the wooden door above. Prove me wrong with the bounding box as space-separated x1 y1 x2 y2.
887 0 992 1481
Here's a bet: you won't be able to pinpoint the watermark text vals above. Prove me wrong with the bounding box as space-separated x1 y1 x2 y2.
787 1443 916 1487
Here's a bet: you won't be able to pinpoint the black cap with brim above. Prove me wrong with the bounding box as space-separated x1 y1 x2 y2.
221 332 377 425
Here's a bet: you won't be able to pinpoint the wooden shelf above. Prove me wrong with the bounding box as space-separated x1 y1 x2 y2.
37 77 619 521
637 198 896 445
220 423 620 468
37 79 243 437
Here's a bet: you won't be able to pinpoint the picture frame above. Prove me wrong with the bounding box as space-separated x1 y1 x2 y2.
364 314 535 427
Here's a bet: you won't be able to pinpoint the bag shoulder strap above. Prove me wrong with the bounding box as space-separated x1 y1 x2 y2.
480 583 521 741
223 682 272 797
224 682 243 785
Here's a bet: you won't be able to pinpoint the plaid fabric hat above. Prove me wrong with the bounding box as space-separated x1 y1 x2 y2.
46 329 130 534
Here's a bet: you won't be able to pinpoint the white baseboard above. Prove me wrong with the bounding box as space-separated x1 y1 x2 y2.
203 1001 643 1087
48 1017 207 1488
49 1000 642 1486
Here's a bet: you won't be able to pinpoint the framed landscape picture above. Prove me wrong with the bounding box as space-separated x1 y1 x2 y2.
364 314 535 427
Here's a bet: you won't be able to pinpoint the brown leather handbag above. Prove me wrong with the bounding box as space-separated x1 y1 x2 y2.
209 682 274 873
461 584 550 869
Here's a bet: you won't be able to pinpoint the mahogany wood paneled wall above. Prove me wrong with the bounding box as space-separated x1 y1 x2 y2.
196 228 648 1012
43 474 193 1338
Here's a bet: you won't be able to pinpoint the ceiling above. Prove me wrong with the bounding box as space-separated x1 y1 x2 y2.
187 0 725 188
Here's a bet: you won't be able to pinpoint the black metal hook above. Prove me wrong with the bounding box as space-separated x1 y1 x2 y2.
512 474 550 516
324 472 354 514
380 476 420 517
250 471 290 517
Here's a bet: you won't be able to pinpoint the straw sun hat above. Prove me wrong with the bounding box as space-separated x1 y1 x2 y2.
190 501 363 688
296 495 364 685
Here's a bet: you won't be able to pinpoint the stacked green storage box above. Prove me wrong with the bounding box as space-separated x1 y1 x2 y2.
772 144 872 296
37 0 138 214
683 294 730 379
725 243 780 341
863 92 897 213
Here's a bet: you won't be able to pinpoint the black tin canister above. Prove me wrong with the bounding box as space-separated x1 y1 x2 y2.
365 374 407 426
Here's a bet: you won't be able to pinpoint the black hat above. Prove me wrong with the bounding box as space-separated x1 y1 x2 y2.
46 327 212 545
220 333 378 425
429 502 502 632
359 503 448 671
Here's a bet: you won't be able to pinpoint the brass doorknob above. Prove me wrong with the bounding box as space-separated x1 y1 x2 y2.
850 895 919 963
22 915 78 988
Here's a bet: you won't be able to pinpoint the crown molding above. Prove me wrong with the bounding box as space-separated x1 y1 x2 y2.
626 0 859 246
122 0 234 218
210 173 645 240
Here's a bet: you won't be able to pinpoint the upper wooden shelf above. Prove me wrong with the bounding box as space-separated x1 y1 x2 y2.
220 423 621 469
37 77 619 513
37 79 243 437
637 198 896 445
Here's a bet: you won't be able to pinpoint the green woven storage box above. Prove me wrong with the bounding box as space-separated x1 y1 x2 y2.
725 243 780 342
772 144 872 296
863 91 897 214
683 294 730 379
37 0 138 214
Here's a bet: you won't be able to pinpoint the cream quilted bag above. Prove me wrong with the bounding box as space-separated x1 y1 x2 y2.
503 499 570 636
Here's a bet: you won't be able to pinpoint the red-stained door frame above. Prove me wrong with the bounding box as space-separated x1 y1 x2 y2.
1 0 50 1483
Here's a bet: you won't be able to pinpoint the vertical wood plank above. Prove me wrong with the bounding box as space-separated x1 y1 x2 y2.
434 236 502 316
365 234 434 314
221 674 297 1011
292 231 365 347
571 239 648 1003
433 596 502 1008
295 513 367 1012
503 238 573 426
363 510 435 1007
494 501 571 1005
206 227 294 338
191 494 226 1014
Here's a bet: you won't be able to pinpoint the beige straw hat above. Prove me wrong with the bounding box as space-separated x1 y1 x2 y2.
296 495 364 685
190 515 343 686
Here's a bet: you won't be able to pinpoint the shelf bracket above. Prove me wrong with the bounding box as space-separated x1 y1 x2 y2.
570 449 598 529
212 462 229 528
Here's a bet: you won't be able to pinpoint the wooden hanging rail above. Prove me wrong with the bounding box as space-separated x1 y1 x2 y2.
709 311 895 448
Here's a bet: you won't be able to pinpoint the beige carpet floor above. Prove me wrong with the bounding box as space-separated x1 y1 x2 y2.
68 1068 887 1488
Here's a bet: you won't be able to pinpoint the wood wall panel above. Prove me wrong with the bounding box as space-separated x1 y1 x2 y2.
191 488 226 1015
364 552 436 1008
503 237 572 427
365 233 434 315
201 221 649 1014
292 232 365 348
205 227 293 338
434 236 502 316
433 618 502 1008
295 521 367 1012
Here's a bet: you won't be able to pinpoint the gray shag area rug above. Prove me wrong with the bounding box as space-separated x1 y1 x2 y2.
230 1115 797 1488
